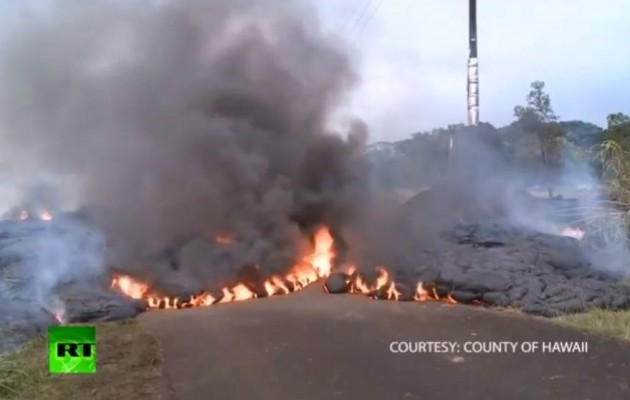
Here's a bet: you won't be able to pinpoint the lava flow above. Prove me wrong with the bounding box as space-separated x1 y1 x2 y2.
340 265 458 304
16 209 53 221
111 225 462 310
561 226 585 241
111 226 336 309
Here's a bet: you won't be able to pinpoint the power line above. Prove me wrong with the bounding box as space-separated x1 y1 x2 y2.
345 0 374 37
348 0 385 45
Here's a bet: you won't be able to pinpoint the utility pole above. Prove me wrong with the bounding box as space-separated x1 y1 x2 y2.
467 0 479 126
448 0 479 170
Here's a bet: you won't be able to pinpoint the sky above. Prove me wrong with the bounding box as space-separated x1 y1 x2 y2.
0 0 629 143
315 0 630 141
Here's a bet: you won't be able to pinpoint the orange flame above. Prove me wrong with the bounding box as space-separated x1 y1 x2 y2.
215 233 233 245
344 267 459 305
414 282 430 301
111 275 150 299
561 226 585 241
111 226 336 309
110 226 462 309
385 282 402 301
40 210 53 221
15 209 53 221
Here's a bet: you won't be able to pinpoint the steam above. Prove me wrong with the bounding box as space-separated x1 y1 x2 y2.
7 219 105 316
0 0 368 290
450 128 630 277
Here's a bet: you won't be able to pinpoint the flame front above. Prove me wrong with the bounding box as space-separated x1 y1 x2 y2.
215 233 233 245
54 312 66 325
344 266 459 304
111 226 336 309
561 226 585 241
111 226 460 310
15 209 53 221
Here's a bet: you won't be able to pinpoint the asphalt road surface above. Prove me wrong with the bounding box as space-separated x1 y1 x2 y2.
141 286 630 400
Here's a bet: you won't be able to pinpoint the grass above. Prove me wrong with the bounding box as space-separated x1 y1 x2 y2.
554 309 630 342
0 319 166 400
579 141 630 250
551 141 630 341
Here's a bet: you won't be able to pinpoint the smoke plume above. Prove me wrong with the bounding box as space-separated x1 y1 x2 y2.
0 0 368 284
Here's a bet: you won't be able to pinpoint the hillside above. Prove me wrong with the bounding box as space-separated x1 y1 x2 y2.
366 120 605 191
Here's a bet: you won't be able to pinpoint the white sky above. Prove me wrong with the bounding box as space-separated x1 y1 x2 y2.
1 1 629 143
316 0 630 141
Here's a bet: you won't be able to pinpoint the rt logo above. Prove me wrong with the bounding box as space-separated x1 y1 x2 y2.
48 326 96 374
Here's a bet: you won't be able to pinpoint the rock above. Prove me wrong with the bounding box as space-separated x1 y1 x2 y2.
324 273 349 294
59 284 147 323
396 283 415 301
450 290 480 303
447 269 512 293
481 291 508 305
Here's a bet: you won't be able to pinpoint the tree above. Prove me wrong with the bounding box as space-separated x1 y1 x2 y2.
513 81 564 197
514 81 558 123
603 112 630 150
561 120 604 150
607 112 630 129
596 114 630 222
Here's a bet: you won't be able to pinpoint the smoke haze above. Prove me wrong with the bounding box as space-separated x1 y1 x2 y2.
0 0 369 281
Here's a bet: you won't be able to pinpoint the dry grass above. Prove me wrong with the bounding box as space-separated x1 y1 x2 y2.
0 319 166 400
578 141 630 250
555 309 630 342
551 141 630 341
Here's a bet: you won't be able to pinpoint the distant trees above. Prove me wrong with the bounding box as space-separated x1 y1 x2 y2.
597 112 630 200
604 112 630 149
513 81 564 167
366 81 627 195
513 81 565 196
607 112 630 128
560 120 604 149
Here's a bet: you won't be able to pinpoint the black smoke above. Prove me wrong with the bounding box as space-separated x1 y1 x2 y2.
0 0 369 287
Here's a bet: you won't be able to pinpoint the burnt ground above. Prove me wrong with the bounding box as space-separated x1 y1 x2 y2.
141 286 630 400
1 186 630 353
0 219 144 354
328 221 630 317
334 185 630 316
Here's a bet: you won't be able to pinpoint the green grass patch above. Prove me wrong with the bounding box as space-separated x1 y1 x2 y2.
0 319 166 400
555 309 630 342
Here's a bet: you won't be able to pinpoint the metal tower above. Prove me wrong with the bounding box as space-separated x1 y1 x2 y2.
467 0 479 126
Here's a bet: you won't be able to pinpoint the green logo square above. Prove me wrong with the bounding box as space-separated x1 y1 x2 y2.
48 326 96 374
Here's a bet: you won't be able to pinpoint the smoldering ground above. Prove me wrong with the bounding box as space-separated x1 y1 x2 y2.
0 0 627 332
0 0 370 290
330 126 630 316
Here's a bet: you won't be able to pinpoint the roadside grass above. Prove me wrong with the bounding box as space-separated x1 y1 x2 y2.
494 304 630 342
549 141 630 342
0 319 166 400
554 309 630 342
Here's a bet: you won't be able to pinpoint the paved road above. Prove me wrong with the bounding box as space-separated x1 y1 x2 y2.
141 286 630 400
